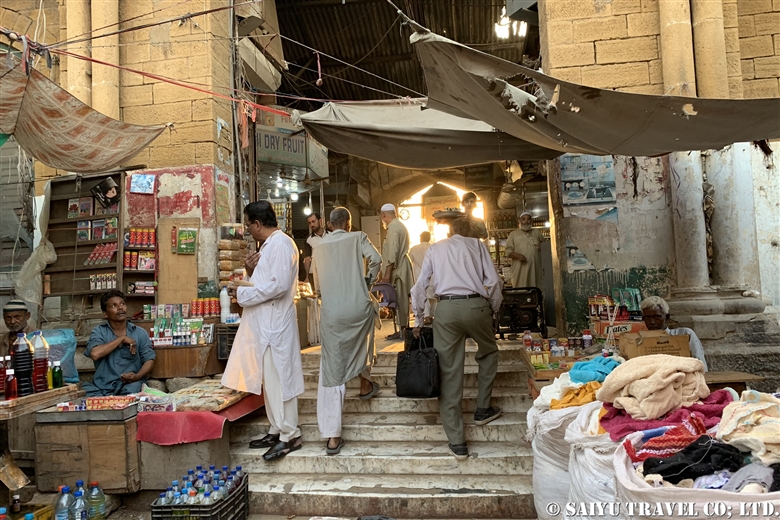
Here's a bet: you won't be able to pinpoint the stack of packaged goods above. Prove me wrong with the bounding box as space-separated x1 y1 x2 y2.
155 464 247 508
218 225 247 288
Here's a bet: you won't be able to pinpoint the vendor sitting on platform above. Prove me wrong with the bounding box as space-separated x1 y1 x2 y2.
640 296 708 372
2 299 33 357
83 290 156 396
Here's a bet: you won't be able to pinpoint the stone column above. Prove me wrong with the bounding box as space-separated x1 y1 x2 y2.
691 0 729 99
659 0 710 291
91 0 120 119
65 0 91 105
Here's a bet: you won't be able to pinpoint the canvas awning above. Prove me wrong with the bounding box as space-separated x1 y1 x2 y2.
294 98 562 169
409 28 780 157
0 57 165 173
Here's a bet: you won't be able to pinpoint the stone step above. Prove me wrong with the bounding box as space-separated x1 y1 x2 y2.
303 363 530 390
249 517 532 520
247 473 535 519
231 440 533 476
301 341 528 369
231 412 527 443
294 387 532 415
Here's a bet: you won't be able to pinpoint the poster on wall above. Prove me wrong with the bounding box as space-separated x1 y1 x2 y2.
560 154 616 206
129 173 156 195
176 228 198 254
91 177 121 208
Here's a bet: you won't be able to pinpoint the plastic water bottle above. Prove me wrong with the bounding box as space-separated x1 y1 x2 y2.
74 480 86 496
201 492 213 506
194 473 204 489
171 480 180 494
54 486 75 520
165 487 174 504
235 465 244 482
211 486 222 502
187 469 195 482
69 490 87 520
87 481 106 520
218 480 226 494
195 465 203 473
220 286 231 323
172 492 183 505
31 331 49 393
208 465 216 479
225 476 235 494
186 490 199 505
157 493 167 506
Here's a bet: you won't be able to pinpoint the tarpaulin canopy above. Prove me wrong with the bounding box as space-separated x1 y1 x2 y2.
410 28 780 157
0 57 165 173
294 98 562 169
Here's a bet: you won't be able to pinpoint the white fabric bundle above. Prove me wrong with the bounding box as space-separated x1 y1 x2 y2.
526 405 582 520
564 401 624 519
307 298 321 346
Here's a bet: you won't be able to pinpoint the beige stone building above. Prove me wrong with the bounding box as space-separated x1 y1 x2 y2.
0 0 284 192
538 0 780 99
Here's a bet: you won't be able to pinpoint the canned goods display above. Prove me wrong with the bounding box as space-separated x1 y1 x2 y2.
141 228 149 246
130 251 139 269
149 228 157 247
123 251 131 268
130 229 138 247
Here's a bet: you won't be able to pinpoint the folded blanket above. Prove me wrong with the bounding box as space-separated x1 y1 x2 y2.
716 390 780 464
596 354 709 420
600 389 733 441
569 356 621 384
643 435 745 485
533 371 582 410
625 413 708 462
550 381 601 410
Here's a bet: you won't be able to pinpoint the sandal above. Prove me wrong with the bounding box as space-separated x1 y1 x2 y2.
263 436 302 462
249 433 279 449
359 381 381 400
326 438 346 455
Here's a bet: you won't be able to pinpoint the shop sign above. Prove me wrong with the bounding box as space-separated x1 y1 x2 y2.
256 129 329 178
464 164 495 189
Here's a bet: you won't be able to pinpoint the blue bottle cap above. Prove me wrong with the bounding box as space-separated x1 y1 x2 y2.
25 514 34 520
196 465 202 471
209 465 215 470
167 487 172 491
173 492 181 497
74 491 83 498
228 476 233 480
222 466 228 471
16 333 24 337
172 480 178 486
62 486 71 493
159 493 165 498
236 466 242 471
188 469 194 475
76 480 84 487
204 492 211 497
213 487 220 491
0 508 6 514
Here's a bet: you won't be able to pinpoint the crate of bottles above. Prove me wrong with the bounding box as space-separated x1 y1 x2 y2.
216 324 239 360
150 470 248 520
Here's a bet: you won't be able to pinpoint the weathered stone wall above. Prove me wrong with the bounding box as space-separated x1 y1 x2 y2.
737 0 780 98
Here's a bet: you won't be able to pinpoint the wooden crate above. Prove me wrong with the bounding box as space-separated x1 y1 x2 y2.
150 344 224 379
139 423 229 490
34 416 140 493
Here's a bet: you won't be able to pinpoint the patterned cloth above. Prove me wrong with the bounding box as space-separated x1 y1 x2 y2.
0 58 165 172
716 390 780 464
625 413 709 462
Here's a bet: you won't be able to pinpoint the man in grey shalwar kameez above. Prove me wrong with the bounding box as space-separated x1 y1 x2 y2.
311 207 383 455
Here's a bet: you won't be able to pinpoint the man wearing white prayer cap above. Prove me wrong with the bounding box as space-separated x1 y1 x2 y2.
2 299 33 357
504 212 543 289
379 203 414 340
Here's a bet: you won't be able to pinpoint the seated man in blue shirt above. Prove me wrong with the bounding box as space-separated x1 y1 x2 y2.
83 290 156 396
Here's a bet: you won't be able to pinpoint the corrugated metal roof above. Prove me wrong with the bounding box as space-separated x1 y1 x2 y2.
276 0 526 105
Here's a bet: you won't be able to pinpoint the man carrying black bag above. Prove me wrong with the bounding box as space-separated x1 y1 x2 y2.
410 217 504 460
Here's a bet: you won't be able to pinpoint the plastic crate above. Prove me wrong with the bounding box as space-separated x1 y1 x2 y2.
151 475 248 520
216 324 239 360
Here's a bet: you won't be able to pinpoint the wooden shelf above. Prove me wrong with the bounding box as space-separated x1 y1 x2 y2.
123 246 156 251
46 262 119 273
124 269 155 274
45 289 115 297
126 293 156 298
51 238 118 248
49 213 120 224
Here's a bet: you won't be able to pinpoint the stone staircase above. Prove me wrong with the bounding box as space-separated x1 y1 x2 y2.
230 338 536 519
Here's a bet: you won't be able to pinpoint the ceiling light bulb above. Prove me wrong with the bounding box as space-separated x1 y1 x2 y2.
276 180 283 188
291 193 299 201
545 221 551 228
274 189 280 197
303 206 312 216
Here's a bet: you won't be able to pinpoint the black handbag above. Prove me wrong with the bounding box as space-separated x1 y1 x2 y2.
395 327 440 398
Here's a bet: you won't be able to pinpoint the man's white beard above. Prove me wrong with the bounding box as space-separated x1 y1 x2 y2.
521 223 532 231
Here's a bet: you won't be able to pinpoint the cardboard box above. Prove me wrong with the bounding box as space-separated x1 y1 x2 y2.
590 319 647 337
619 330 691 360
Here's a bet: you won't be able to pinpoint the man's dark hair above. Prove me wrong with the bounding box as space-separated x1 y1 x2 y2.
462 191 478 203
450 217 471 237
307 212 321 221
100 290 126 312
244 201 278 228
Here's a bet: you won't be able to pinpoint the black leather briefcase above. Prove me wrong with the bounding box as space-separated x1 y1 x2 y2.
396 327 440 398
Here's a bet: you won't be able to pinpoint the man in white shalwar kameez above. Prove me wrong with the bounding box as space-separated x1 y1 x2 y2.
409 231 436 325
311 207 382 455
222 201 305 462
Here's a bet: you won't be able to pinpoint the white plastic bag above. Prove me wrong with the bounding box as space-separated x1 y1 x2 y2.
614 432 780 519
564 401 624 519
527 405 583 520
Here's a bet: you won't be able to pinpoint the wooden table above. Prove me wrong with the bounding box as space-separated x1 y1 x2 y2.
705 371 765 394
0 384 83 497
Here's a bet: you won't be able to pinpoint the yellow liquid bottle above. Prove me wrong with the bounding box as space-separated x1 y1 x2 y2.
46 361 54 389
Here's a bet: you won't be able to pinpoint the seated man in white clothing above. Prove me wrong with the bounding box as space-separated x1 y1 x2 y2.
640 296 708 372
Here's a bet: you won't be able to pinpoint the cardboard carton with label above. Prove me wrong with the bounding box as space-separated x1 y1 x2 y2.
618 330 691 360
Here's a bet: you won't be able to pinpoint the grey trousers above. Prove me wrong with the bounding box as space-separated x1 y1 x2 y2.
433 297 498 445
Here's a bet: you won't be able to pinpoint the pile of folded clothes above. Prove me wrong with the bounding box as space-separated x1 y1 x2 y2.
592 354 780 493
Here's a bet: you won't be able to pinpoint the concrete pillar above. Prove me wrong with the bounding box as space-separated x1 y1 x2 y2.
669 152 710 290
706 144 762 291
691 0 729 99
65 0 91 105
91 0 120 119
658 0 697 96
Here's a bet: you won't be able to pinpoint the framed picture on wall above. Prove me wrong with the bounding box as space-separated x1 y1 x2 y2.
91 177 121 208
